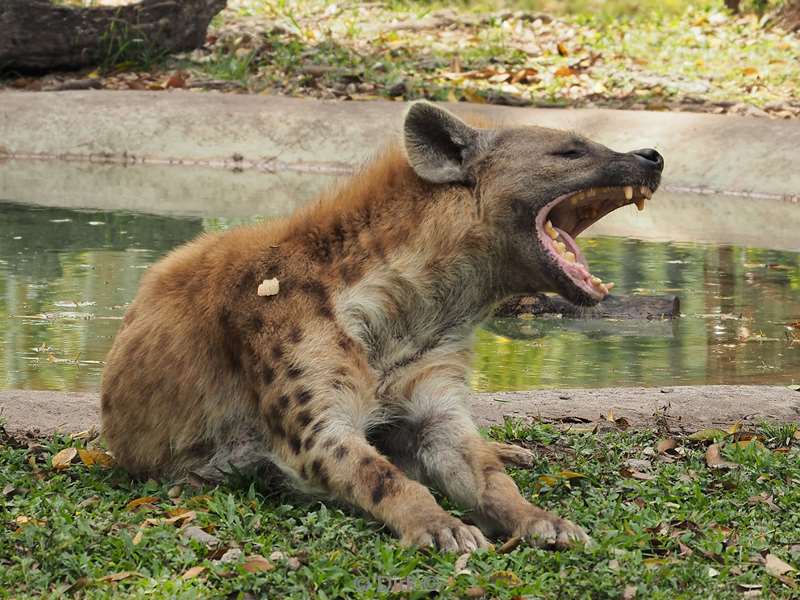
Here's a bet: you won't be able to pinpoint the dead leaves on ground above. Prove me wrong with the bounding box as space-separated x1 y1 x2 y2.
51 446 113 471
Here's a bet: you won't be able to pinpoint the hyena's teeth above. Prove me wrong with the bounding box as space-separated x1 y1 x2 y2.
545 220 559 239
605 282 615 291
624 186 633 201
590 275 602 285
564 251 576 263
641 186 653 199
554 240 567 255
635 198 646 211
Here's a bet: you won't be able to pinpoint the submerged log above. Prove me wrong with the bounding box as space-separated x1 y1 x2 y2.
496 293 680 320
0 0 226 73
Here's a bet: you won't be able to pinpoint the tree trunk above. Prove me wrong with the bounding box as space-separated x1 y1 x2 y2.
0 0 227 73
774 0 800 32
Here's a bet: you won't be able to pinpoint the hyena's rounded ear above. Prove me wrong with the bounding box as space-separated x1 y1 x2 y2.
403 101 479 184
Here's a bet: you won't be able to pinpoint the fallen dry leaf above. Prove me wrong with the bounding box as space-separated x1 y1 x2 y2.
765 553 795 577
181 565 206 580
78 448 113 468
454 552 471 574
620 467 655 481
257 278 280 297
15 515 47 529
622 584 637 599
656 438 678 454
126 496 160 511
132 528 144 545
705 444 738 469
242 554 275 573
688 428 729 441
497 536 522 554
180 525 220 547
98 571 139 583
490 570 522 587
51 447 77 470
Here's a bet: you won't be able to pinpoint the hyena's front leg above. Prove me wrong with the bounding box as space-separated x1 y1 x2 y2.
392 376 589 548
259 365 487 551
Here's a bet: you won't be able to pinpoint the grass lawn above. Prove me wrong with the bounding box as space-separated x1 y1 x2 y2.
2 419 799 598
7 1 800 119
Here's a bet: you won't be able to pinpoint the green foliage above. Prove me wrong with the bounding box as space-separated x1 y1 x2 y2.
2 421 798 597
98 17 169 73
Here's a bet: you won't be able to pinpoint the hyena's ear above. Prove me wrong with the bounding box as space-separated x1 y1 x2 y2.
403 101 479 184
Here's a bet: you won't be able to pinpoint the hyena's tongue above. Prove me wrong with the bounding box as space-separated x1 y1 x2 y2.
543 219 614 295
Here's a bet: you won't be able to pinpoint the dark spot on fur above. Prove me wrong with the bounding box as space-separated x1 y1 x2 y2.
369 464 398 505
271 344 284 361
360 456 374 468
277 394 290 410
262 366 275 386
301 280 334 319
295 388 313 405
339 261 363 285
288 434 302 454
249 314 264 331
288 326 303 344
337 336 354 352
311 458 330 488
218 308 243 373
287 364 304 379
296 410 312 428
334 445 349 461
322 437 336 450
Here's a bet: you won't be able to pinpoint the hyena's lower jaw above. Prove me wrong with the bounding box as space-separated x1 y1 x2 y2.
535 185 655 301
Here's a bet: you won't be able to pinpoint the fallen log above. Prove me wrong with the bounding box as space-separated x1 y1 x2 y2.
495 293 680 320
0 0 226 73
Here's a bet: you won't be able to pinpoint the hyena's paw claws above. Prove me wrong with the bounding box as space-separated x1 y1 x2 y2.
491 442 536 468
402 519 489 553
516 511 591 550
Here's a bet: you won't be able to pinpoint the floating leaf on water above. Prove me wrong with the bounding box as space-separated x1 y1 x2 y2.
51 447 77 470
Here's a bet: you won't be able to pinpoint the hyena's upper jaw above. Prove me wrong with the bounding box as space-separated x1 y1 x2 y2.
534 185 655 301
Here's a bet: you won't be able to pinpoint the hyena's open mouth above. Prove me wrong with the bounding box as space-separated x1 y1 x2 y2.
535 185 654 301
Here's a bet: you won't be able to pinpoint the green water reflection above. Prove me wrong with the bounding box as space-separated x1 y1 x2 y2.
1 201 799 392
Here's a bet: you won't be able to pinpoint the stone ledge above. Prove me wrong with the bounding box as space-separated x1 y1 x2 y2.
1 386 797 437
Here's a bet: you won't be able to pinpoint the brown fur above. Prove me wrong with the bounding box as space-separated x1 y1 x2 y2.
102 103 662 551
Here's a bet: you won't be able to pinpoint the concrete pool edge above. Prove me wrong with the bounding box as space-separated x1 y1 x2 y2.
2 386 798 437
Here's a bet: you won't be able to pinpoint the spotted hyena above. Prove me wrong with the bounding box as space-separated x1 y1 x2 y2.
101 102 663 552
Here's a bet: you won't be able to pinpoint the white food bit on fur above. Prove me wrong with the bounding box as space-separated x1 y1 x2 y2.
257 278 280 296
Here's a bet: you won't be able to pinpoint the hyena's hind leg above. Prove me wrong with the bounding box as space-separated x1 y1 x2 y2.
490 441 536 468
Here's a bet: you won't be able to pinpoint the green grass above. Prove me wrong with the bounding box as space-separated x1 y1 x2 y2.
2 419 799 598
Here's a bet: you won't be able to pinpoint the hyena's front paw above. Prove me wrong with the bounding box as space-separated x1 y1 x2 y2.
515 508 590 549
401 514 489 553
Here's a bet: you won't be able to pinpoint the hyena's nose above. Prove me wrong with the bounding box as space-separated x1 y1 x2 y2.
631 148 664 173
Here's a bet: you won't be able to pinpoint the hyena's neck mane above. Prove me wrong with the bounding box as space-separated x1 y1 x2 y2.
280 146 504 367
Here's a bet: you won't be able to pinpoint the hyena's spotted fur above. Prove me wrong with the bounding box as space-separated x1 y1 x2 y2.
102 102 663 551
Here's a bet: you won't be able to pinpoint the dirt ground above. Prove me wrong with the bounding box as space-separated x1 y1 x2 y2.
1 386 797 437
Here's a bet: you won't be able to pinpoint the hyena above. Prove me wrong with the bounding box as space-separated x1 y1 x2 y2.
101 102 663 552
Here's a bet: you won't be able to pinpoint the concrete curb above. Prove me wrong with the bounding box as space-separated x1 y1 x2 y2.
3 91 800 250
2 91 800 197
1 387 798 437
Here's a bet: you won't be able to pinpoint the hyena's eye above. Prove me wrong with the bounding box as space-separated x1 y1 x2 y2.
551 148 584 159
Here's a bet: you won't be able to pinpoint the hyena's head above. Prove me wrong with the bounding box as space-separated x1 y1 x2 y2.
403 102 663 306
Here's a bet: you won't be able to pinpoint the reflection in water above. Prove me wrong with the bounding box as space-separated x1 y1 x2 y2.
1 201 799 393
